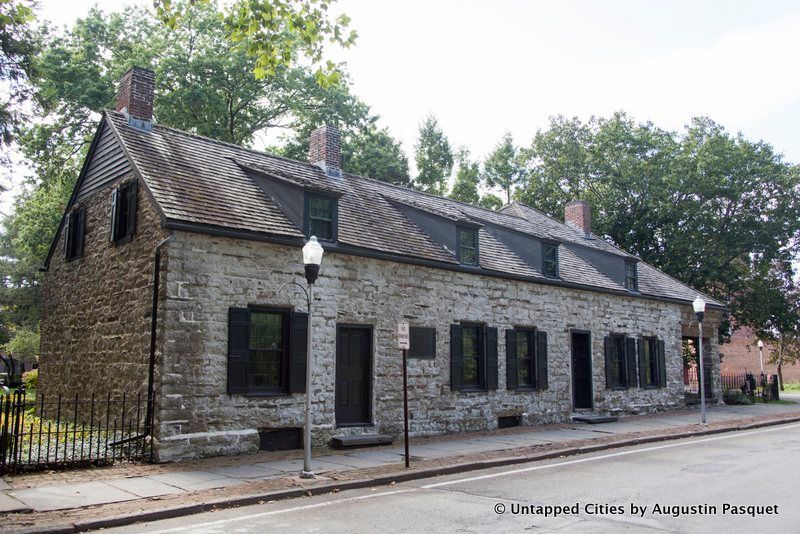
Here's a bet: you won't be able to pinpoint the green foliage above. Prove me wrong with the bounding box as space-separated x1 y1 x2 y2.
21 368 37 389
414 113 453 196
342 125 410 186
0 0 38 171
154 0 357 87
0 174 74 329
479 194 503 211
449 148 480 204
4 327 39 361
517 112 800 327
0 1 382 332
483 132 524 204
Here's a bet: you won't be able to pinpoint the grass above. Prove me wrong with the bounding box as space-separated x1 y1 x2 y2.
783 382 800 392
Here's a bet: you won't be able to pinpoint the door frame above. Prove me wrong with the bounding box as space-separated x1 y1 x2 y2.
570 329 594 410
335 323 375 428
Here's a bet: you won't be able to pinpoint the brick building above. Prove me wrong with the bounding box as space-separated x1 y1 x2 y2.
721 326 800 383
39 68 725 461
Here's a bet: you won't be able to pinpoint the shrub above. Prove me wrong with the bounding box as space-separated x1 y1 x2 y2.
22 368 38 390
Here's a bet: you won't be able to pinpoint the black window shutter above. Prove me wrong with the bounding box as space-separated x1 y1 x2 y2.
626 337 638 389
110 187 118 241
486 326 498 390
125 181 138 238
505 329 518 390
638 337 646 388
658 339 667 388
75 207 86 258
604 336 613 388
536 331 548 390
450 324 463 391
289 311 309 393
227 308 250 394
63 212 71 258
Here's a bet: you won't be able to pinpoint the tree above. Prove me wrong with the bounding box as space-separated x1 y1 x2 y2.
0 0 38 172
733 260 800 389
0 174 73 330
479 194 503 211
155 0 357 86
4 327 39 361
483 132 524 204
449 148 480 204
517 112 800 330
342 125 410 186
1 1 370 332
414 113 453 196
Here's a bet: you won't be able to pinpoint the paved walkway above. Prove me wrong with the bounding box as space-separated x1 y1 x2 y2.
2 401 799 514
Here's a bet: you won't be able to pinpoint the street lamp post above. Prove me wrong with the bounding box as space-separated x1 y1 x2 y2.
279 237 323 479
757 339 764 374
693 296 707 424
300 236 324 478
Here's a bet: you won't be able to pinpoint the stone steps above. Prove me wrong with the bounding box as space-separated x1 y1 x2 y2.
330 434 394 448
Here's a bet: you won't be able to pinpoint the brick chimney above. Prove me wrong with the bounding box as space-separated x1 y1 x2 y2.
565 200 592 237
308 125 342 177
116 67 155 130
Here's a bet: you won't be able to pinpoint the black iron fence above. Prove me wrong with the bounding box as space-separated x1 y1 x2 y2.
683 365 714 397
0 388 153 475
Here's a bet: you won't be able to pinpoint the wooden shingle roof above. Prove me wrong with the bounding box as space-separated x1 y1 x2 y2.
104 110 722 308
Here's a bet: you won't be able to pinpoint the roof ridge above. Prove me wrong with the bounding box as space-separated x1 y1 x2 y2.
105 109 325 173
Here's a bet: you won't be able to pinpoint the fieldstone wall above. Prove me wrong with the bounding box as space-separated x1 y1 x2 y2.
39 178 168 404
157 231 711 461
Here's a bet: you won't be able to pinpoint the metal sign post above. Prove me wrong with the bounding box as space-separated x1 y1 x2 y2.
398 322 410 468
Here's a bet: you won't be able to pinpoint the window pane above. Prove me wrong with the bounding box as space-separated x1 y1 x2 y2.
516 331 532 386
462 326 481 386
542 245 558 278
458 229 478 265
248 312 284 389
309 197 332 219
310 218 332 240
612 336 626 387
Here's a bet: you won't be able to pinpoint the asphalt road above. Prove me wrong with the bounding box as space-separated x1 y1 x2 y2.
105 422 800 534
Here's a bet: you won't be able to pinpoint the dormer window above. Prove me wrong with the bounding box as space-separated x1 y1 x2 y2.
457 227 479 266
304 193 337 242
625 261 638 291
542 242 558 278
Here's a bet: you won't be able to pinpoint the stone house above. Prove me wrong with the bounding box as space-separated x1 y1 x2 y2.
39 67 725 461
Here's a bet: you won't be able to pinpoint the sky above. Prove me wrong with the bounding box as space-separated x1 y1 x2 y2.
7 0 800 208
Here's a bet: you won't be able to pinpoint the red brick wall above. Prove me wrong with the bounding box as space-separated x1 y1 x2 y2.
721 326 800 383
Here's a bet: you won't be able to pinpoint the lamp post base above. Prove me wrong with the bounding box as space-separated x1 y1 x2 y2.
300 470 316 479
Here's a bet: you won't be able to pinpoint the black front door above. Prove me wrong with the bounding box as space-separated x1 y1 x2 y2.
336 326 372 425
571 332 593 409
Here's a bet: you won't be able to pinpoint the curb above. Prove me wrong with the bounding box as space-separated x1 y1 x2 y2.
17 414 800 533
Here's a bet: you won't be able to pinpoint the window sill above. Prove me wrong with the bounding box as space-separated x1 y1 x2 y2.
611 386 629 391
459 387 488 393
242 391 291 398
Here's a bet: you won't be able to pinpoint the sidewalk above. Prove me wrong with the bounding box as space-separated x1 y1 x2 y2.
2 400 800 532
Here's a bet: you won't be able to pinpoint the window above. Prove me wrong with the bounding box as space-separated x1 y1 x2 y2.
542 243 558 278
506 328 549 390
450 324 498 391
625 261 638 291
638 337 666 388
227 307 309 395
605 334 637 389
305 193 337 242
64 207 86 261
409 327 436 359
642 338 658 387
462 325 482 387
457 227 479 266
110 181 137 244
248 310 288 391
